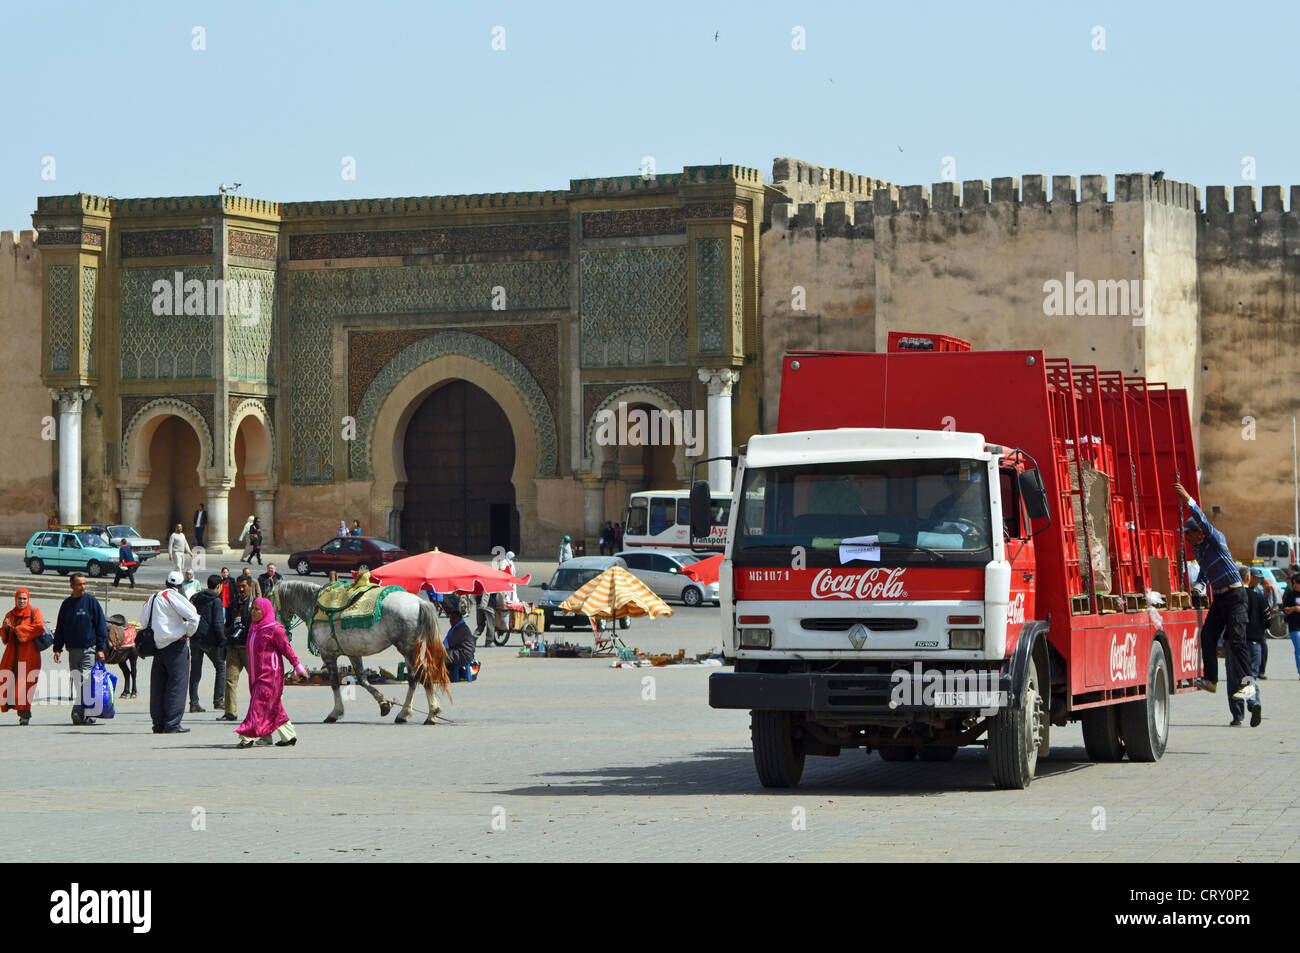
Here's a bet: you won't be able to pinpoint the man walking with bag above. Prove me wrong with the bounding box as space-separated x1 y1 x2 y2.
188 574 226 714
52 573 108 726
146 571 200 734
221 576 255 722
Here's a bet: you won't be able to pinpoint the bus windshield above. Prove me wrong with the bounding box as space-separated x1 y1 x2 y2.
733 458 993 568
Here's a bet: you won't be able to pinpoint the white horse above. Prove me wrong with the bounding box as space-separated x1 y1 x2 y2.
272 579 451 724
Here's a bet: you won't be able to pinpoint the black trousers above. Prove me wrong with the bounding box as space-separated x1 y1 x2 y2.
112 565 137 587
150 638 191 732
189 642 226 707
1201 587 1252 686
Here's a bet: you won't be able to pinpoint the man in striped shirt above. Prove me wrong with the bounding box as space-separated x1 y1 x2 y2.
1174 483 1256 702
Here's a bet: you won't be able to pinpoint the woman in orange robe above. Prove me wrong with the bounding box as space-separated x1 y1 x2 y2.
2 588 44 724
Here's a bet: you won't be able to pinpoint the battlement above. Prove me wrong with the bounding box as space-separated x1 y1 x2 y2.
280 191 568 218
770 157 889 206
570 164 762 195
768 172 1209 240
1200 184 1300 259
0 230 38 257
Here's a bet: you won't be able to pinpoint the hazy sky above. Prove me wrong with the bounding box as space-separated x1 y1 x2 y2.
3 0 1293 228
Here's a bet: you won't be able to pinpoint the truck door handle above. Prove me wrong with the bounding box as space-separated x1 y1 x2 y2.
1022 572 1034 582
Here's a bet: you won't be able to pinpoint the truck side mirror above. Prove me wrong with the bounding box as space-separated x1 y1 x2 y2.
689 481 713 541
1018 469 1051 521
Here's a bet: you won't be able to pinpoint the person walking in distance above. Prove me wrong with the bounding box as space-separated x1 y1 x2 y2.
238 515 255 563
52 573 108 726
193 502 208 549
218 566 235 628
168 523 192 573
188 574 227 715
146 571 200 734
1174 483 1256 703
350 520 362 537
336 520 348 538
2 589 45 725
613 521 623 550
221 576 255 721
234 597 309 748
1248 568 1273 678
246 522 263 566
1282 573 1300 678
113 538 138 589
557 535 573 565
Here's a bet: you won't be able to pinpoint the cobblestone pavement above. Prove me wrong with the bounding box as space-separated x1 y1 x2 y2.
6 555 1300 863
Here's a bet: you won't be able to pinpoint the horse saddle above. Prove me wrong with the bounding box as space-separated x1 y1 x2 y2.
311 582 400 631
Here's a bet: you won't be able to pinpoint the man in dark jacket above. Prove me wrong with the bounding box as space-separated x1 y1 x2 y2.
221 576 255 721
1230 570 1268 727
258 563 281 597
51 573 108 725
113 539 138 589
193 502 209 548
443 601 476 673
188 574 227 713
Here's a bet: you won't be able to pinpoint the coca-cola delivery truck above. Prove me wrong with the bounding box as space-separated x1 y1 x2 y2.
690 333 1205 789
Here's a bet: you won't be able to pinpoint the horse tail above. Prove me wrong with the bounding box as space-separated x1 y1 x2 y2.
414 599 452 699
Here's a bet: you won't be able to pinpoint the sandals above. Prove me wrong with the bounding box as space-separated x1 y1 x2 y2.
237 739 257 749
275 737 297 747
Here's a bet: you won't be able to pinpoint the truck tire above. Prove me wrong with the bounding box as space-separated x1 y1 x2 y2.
918 746 958 762
988 656 1045 789
1120 644 1170 762
751 710 805 788
879 746 917 762
1080 706 1126 762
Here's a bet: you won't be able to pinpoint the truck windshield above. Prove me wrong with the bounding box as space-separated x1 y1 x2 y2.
733 458 993 567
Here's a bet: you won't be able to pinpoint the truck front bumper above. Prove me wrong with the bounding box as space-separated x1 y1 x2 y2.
709 670 1014 714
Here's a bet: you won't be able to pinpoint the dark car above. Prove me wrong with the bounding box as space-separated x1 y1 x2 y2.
288 536 407 576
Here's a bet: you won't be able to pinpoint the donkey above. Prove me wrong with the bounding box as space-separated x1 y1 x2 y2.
271 579 451 724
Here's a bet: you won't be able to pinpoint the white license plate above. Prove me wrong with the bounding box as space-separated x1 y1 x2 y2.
933 691 1006 708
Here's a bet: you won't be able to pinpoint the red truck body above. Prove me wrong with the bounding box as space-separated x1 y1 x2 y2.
775 337 1203 706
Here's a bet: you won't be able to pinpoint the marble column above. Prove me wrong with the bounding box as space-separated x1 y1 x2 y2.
118 487 144 533
253 489 276 549
205 483 232 554
697 368 740 492
50 388 92 525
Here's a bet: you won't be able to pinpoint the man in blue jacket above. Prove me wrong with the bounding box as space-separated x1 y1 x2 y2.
51 573 108 725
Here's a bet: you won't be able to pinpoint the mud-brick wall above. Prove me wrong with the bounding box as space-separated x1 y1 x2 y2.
0 231 55 542
1197 185 1300 556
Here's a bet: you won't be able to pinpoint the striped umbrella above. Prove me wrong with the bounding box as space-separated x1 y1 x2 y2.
559 565 674 620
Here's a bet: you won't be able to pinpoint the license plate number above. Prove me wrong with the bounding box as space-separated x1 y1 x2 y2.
933 691 1006 708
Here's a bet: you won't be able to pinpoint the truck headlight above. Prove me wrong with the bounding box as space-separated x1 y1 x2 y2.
738 628 772 649
949 629 984 650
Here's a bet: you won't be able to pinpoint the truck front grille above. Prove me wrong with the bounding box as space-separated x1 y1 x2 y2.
800 618 918 632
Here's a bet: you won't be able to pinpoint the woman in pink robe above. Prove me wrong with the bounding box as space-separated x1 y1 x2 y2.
235 597 308 749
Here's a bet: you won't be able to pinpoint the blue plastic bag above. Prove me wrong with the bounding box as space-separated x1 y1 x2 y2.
87 660 118 719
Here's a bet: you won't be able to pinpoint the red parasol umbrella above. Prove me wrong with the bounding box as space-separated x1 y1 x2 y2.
371 548 531 596
683 554 723 585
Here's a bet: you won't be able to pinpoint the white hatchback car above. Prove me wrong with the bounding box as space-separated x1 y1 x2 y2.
615 549 720 607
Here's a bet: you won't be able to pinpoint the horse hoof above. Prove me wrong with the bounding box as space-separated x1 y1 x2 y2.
323 715 338 724
424 716 437 725
380 701 392 717
394 716 407 725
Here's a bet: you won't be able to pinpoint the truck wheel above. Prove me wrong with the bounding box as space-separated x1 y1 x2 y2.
988 656 1045 789
878 746 916 762
751 710 805 788
1120 644 1170 762
918 746 958 762
1080 706 1126 762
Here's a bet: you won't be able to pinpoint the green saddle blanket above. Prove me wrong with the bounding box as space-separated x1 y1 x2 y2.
311 582 404 631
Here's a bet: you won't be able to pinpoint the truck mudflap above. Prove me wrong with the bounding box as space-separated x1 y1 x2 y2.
709 670 1015 714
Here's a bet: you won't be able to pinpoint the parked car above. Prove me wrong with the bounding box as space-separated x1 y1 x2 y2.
25 530 121 577
94 524 161 562
615 548 720 607
288 536 407 576
537 556 631 630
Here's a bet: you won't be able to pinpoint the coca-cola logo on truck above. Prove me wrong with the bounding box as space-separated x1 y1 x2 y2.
811 567 907 600
1179 627 1199 674
1110 632 1138 682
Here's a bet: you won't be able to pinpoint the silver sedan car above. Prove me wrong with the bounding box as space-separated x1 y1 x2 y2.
615 549 720 607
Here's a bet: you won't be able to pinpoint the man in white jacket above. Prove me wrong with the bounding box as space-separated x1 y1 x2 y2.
168 523 192 572
147 571 201 733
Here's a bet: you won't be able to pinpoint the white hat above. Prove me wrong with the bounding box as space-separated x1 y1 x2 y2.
506 551 515 560
166 570 184 586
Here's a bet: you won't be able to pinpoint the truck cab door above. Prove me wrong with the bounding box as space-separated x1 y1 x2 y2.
1000 467 1037 631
